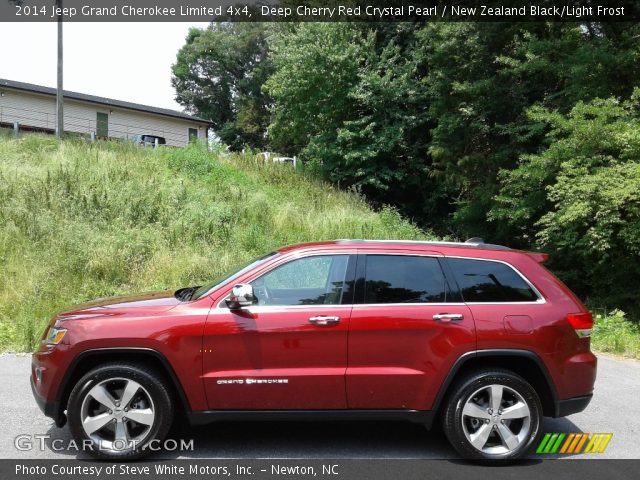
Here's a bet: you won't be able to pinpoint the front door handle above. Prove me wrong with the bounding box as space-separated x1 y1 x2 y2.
433 313 464 322
309 315 341 326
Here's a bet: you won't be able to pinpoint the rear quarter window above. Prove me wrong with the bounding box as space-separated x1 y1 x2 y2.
447 258 539 303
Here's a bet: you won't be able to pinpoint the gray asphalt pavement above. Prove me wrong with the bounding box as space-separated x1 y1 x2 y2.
0 353 637 459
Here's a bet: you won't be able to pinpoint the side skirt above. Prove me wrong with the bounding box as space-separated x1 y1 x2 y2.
188 410 435 428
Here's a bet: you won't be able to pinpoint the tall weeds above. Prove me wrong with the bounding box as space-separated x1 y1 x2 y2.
0 136 429 351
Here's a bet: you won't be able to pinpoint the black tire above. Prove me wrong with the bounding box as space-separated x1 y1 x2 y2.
67 363 173 459
442 369 542 462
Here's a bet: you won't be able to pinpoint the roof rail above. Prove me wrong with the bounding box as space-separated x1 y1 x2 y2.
335 239 511 251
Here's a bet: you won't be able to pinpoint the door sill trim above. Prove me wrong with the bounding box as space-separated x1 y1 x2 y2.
188 409 434 428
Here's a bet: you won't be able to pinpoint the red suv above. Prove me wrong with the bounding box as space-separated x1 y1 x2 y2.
31 239 596 461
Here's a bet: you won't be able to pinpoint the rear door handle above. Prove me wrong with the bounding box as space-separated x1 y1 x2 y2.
309 315 341 326
433 313 464 322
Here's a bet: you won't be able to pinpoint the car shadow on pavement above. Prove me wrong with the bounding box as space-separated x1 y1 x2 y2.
39 416 584 460
41 423 86 458
161 420 455 460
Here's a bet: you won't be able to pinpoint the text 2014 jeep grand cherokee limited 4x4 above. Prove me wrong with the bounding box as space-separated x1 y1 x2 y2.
31 239 596 461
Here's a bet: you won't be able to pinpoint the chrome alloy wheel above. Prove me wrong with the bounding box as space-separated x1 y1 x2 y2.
80 378 155 452
461 384 531 455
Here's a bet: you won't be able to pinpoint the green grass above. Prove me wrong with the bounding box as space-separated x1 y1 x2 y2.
0 135 430 351
591 310 640 359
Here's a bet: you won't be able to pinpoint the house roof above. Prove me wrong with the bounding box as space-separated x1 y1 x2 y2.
0 78 210 124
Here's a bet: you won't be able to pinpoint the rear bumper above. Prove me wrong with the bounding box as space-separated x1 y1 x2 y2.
555 394 593 417
544 350 597 411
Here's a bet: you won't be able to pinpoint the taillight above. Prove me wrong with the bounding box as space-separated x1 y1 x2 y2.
566 312 593 338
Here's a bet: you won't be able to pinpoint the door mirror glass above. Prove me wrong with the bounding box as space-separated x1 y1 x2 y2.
226 283 255 309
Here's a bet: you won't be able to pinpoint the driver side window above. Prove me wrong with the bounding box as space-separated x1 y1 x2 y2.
251 255 349 306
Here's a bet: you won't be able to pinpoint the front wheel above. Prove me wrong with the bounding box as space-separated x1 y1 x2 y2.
442 369 542 461
67 363 173 459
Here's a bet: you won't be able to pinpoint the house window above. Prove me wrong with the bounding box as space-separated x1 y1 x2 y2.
96 112 108 138
188 128 198 142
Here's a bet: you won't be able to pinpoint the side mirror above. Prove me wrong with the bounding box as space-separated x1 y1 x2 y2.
225 283 255 310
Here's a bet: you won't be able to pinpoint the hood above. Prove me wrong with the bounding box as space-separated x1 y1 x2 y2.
58 290 181 317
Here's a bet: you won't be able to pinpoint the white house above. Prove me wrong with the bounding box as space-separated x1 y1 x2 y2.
0 79 210 147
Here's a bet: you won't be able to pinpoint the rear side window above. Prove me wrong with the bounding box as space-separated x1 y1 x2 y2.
364 255 447 303
447 258 539 302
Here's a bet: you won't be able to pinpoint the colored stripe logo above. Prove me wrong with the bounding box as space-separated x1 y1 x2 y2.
537 433 612 454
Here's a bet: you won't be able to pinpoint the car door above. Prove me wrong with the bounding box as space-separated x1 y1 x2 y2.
203 253 356 409
346 252 475 410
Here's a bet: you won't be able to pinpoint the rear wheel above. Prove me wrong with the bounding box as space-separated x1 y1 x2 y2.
67 363 173 459
442 369 542 461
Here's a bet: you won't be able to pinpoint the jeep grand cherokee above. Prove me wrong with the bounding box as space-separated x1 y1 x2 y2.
31 239 596 460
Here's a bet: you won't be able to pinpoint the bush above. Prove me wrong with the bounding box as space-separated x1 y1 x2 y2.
591 310 640 358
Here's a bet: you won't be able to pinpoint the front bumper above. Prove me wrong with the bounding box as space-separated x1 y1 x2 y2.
31 345 70 428
30 374 66 426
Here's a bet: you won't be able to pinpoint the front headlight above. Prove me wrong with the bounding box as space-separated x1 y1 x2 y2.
44 327 67 345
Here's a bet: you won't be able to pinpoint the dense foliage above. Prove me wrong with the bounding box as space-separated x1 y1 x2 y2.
493 93 640 309
173 22 640 316
0 136 426 351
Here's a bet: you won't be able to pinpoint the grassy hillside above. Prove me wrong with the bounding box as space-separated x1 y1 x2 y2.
0 134 428 351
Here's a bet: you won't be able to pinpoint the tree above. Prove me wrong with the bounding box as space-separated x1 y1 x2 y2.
418 22 640 240
172 23 272 150
495 92 640 312
265 23 363 156
266 23 444 222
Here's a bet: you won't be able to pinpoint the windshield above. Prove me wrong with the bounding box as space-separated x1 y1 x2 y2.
191 252 279 300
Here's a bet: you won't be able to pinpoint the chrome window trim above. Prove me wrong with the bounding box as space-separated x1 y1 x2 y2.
354 252 545 306
358 252 450 305
211 304 355 314
212 251 546 309
352 303 467 308
215 252 355 309
444 255 546 304
350 252 442 257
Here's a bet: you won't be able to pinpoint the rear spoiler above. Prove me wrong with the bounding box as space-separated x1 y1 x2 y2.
526 252 550 263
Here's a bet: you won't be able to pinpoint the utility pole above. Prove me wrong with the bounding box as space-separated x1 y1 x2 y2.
55 0 63 137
